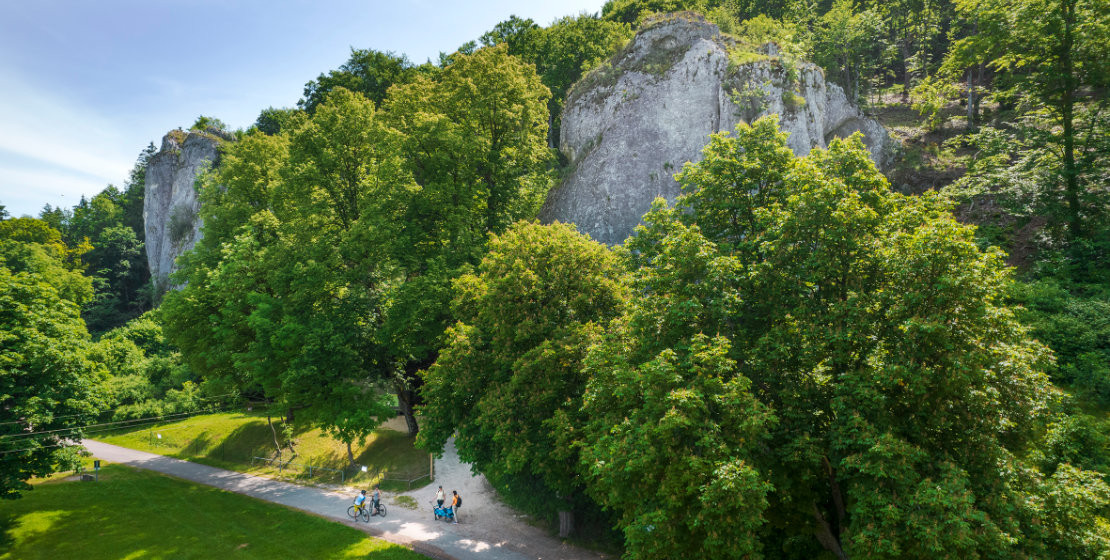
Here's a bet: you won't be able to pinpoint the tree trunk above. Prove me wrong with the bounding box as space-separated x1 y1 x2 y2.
267 413 282 460
396 386 420 436
900 41 913 102
1059 0 1082 238
972 63 984 123
813 503 849 560
966 68 976 130
823 456 847 537
347 441 356 467
558 510 575 539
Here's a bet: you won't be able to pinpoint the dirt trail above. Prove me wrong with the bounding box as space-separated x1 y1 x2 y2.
399 436 605 560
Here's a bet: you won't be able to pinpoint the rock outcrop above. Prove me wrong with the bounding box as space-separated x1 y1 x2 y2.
540 13 894 245
143 129 224 292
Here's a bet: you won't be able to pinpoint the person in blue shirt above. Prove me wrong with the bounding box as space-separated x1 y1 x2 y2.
354 489 368 513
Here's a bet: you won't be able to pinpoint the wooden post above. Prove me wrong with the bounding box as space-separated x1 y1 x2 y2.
430 453 434 482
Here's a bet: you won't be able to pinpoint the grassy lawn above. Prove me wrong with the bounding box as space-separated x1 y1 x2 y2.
0 463 424 560
96 412 430 491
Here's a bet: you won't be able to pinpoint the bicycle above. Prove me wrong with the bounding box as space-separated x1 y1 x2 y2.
371 501 387 517
347 502 370 522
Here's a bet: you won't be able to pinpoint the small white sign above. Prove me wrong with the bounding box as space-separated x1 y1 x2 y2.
156 434 162 439
361 466 368 472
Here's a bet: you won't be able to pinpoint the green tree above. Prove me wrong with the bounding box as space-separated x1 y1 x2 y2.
253 107 305 136
120 143 157 240
419 221 628 529
483 14 631 147
161 130 292 407
949 0 1110 239
37 205 69 233
190 115 228 132
299 48 424 113
163 89 405 451
601 0 691 24
83 225 149 333
44 143 156 335
479 15 541 53
378 44 555 432
865 0 948 97
580 117 1108 558
1 225 103 499
0 217 89 278
810 0 886 102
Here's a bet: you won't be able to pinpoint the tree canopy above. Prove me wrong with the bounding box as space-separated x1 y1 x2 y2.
1 222 104 499
419 221 627 517
577 116 1109 558
163 43 556 439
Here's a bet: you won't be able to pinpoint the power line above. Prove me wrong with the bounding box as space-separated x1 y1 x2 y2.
0 406 234 456
0 405 232 442
0 393 239 427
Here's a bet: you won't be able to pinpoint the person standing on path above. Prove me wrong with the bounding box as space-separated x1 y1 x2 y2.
436 486 445 508
372 484 382 515
451 490 462 524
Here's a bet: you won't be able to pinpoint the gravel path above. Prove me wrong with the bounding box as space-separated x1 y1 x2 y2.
83 439 608 560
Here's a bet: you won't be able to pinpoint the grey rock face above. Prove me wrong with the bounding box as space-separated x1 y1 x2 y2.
540 14 894 245
143 130 221 292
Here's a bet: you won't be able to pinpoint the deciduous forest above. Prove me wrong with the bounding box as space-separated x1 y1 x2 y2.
3 0 1108 558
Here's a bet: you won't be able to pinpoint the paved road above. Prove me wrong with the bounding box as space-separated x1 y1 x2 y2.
83 440 599 560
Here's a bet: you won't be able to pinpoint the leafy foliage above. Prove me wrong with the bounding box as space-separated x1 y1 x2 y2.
377 44 555 416
163 89 401 448
0 224 103 499
419 221 627 517
481 14 632 147
577 116 1108 558
299 48 427 112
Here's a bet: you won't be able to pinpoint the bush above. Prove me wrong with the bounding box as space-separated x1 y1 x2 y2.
168 204 196 246
1012 278 1110 405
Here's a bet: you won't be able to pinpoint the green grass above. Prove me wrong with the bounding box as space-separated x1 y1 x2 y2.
0 463 424 560
96 412 431 491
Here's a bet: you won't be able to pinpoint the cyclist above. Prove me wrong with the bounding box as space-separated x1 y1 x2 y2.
371 484 382 515
354 489 368 515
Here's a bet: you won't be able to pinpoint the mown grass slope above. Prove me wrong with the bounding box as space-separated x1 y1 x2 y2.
97 411 430 491
0 463 424 560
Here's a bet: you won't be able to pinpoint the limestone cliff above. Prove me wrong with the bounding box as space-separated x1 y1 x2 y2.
540 13 893 245
143 129 224 292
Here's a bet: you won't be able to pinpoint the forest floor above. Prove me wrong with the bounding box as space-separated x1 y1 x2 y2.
870 93 971 195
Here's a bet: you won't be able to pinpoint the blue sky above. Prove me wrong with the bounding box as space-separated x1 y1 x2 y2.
0 0 607 217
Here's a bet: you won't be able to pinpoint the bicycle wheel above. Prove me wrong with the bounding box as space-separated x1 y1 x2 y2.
360 507 370 522
347 505 358 519
377 504 387 518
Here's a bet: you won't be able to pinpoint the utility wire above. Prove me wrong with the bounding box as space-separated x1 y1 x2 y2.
0 390 238 425
0 406 233 456
0 405 232 442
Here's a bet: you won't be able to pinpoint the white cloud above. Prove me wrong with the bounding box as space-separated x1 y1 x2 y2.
0 66 133 208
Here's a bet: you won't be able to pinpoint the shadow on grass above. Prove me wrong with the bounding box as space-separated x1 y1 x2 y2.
0 512 15 552
204 420 279 463
2 465 417 560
